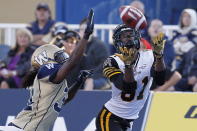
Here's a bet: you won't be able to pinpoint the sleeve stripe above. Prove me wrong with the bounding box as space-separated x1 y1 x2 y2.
104 70 121 77
104 68 121 74
104 70 120 77
103 68 122 77
108 72 122 78
103 67 117 72
104 70 112 76
103 66 122 78
103 68 122 73
104 71 115 77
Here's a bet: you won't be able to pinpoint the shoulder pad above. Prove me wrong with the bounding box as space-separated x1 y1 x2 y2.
103 56 122 78
37 63 61 79
103 56 119 68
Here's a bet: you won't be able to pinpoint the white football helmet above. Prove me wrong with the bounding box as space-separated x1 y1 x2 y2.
31 44 69 68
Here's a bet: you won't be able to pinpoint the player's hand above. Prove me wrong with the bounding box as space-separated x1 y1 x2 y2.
151 32 166 58
115 47 137 66
83 9 94 40
77 70 93 82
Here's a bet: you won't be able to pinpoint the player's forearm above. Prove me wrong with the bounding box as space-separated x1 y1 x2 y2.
52 39 88 83
53 9 94 83
110 74 137 93
153 57 166 85
124 66 135 83
64 80 84 104
122 66 137 94
67 39 88 67
154 57 165 72
66 70 91 103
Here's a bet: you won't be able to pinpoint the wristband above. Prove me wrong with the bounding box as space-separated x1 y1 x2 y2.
153 51 163 59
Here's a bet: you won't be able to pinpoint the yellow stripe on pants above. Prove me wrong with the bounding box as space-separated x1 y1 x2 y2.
100 109 107 131
105 112 112 131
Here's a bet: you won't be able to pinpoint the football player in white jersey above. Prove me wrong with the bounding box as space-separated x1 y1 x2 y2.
95 24 166 131
3 9 94 131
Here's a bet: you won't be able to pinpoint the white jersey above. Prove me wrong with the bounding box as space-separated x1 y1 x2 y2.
11 63 68 131
104 50 154 119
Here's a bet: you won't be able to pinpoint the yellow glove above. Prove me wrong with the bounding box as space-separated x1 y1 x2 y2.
115 47 137 66
152 32 166 58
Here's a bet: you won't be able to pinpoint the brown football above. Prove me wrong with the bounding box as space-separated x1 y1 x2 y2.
119 6 147 30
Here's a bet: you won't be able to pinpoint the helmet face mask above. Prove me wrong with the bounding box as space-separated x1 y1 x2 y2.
54 50 69 64
113 24 141 53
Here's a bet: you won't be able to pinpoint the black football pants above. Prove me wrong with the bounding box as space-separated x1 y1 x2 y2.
95 106 133 131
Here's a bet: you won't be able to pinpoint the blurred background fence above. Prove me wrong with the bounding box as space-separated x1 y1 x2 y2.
0 24 179 46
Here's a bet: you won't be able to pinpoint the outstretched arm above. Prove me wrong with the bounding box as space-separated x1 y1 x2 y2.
52 9 94 84
64 70 92 104
151 33 166 85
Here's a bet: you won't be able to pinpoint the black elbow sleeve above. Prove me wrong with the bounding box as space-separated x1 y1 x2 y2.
154 70 166 86
122 80 137 94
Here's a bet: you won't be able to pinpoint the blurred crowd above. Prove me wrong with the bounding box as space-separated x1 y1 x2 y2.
0 1 196 92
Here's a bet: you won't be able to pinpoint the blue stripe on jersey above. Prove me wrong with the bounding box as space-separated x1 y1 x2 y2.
37 63 62 81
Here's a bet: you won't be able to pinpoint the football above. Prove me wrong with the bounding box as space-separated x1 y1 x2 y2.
119 6 147 30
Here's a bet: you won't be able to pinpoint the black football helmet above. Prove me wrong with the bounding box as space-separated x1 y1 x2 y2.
113 24 141 53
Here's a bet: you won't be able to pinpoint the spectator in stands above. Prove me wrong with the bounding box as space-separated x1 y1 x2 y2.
41 22 68 45
173 43 197 92
0 29 34 89
79 18 110 90
147 19 182 91
130 0 145 14
27 2 55 46
172 8 197 69
62 30 81 55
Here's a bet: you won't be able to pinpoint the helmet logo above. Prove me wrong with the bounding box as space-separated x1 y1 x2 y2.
34 51 48 65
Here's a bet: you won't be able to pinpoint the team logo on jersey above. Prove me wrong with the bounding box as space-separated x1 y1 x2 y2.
45 63 55 69
103 58 112 67
34 51 48 65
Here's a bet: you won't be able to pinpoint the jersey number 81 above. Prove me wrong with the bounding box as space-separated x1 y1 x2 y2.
121 76 148 102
